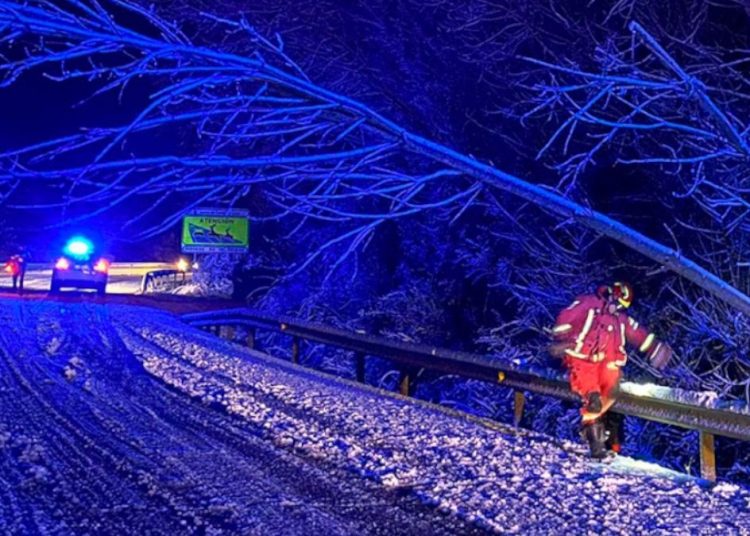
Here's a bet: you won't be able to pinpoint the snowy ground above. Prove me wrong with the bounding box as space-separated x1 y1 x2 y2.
0 299 749 534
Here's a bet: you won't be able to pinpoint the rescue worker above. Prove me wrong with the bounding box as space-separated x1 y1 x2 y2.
551 282 672 459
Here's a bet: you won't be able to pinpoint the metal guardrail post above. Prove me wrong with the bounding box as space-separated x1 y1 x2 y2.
355 352 365 383
399 369 411 397
700 431 717 482
246 328 256 349
513 391 526 427
291 336 300 365
225 325 235 342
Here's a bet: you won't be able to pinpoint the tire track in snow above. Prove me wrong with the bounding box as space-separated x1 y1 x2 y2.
0 301 189 534
0 299 486 535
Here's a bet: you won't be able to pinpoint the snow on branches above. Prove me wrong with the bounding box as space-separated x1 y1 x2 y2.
1 1 750 318
523 20 750 213
0 0 473 280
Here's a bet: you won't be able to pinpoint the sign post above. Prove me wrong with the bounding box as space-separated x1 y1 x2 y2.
181 208 249 254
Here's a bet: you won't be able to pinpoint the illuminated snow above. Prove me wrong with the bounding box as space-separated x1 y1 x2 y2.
1 298 749 534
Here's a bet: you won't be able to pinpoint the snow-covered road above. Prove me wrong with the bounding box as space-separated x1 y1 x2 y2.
0 298 748 534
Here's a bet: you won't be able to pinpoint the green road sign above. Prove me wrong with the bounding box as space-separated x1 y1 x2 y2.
181 210 249 253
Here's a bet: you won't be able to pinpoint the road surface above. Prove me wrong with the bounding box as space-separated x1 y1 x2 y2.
0 262 173 294
0 298 484 535
0 298 748 534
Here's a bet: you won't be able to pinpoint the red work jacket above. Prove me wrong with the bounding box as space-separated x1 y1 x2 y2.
552 294 659 366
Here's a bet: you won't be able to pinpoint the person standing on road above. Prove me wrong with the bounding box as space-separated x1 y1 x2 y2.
550 282 673 459
6 251 27 294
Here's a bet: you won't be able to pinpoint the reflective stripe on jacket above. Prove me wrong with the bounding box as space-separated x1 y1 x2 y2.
552 294 658 364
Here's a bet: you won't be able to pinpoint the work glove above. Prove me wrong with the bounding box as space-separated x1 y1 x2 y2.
548 342 569 359
649 342 673 370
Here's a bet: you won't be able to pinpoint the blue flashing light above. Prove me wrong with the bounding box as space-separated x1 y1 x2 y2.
63 236 94 259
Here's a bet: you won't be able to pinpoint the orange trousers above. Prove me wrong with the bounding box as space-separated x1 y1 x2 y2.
565 357 621 419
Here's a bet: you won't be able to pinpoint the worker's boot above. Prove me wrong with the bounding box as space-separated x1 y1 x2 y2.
605 412 623 454
583 419 607 460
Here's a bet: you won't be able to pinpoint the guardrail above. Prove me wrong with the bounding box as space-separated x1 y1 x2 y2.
141 269 191 294
182 308 750 482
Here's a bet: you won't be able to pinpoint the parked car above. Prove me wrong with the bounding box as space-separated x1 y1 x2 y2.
50 237 110 295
